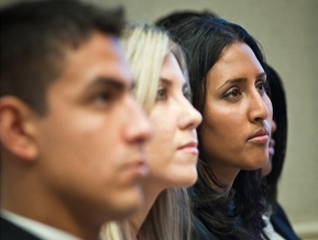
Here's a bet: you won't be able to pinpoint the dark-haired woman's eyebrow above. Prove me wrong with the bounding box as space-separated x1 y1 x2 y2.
256 72 267 80
219 78 247 90
219 72 267 90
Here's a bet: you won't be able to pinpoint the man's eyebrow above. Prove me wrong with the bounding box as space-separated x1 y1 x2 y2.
86 76 129 91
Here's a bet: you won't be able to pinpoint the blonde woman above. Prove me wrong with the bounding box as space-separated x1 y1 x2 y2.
102 23 202 240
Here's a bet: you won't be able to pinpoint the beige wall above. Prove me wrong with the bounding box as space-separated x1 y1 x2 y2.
1 0 317 238
93 1 318 238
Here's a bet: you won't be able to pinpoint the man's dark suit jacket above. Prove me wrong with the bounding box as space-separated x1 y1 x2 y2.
1 216 42 240
270 202 302 240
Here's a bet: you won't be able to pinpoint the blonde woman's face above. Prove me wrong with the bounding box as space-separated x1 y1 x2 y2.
145 52 202 188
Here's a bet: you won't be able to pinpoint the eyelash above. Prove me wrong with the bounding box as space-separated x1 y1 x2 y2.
224 87 241 99
156 88 168 101
155 88 192 102
256 80 269 95
91 90 115 108
223 80 268 100
183 86 192 101
183 91 191 101
95 91 112 101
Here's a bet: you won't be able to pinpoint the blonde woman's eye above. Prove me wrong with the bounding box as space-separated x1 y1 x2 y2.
183 90 192 101
156 88 168 101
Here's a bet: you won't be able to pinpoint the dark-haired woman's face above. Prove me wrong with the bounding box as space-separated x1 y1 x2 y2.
201 42 273 173
262 119 277 177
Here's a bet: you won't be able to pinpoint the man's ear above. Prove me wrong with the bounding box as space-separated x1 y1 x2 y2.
0 96 39 162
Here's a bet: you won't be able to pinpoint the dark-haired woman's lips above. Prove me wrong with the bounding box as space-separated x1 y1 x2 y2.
248 128 269 144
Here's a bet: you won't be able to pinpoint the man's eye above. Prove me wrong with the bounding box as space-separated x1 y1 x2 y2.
95 92 112 102
90 91 116 109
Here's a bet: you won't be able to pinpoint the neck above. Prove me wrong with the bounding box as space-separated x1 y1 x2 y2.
207 160 240 195
128 179 164 239
1 166 103 240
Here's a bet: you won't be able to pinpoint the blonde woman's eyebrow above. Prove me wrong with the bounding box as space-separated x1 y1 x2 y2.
159 78 173 86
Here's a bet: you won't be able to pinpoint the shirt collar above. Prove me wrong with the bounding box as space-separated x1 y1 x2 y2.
1 209 82 240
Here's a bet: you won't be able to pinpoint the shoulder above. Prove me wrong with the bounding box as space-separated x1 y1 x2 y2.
1 217 41 240
270 202 301 240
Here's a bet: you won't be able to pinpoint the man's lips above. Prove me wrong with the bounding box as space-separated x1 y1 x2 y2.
126 161 148 177
124 151 148 177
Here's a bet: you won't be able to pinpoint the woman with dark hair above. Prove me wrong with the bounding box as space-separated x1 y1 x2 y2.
262 64 301 240
157 13 273 239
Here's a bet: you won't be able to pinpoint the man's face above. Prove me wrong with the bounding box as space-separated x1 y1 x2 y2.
34 33 152 221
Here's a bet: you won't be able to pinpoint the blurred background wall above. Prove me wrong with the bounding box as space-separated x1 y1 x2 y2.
1 0 317 239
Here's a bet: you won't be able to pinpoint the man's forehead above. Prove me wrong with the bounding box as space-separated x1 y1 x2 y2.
100 34 135 87
57 32 133 86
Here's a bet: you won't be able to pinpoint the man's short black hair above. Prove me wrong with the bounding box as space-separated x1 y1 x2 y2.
0 0 125 114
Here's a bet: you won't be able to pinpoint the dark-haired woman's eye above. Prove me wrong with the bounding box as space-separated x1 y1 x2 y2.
256 80 269 96
224 87 241 99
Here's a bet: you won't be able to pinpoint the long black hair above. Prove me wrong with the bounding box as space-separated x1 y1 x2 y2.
157 13 269 240
264 64 288 205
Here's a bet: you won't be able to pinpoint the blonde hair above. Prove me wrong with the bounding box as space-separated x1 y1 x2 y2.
101 23 192 240
100 221 131 240
100 222 123 240
124 23 191 240
121 23 188 114
138 188 191 240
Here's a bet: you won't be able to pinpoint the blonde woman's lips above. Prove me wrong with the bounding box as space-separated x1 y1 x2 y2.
178 141 199 154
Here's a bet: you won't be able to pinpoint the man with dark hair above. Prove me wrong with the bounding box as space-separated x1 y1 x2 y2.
0 1 152 239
